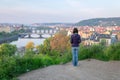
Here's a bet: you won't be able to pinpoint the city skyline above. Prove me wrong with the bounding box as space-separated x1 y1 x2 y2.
0 0 120 24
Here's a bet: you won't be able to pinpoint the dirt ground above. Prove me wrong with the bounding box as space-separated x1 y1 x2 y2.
18 59 120 80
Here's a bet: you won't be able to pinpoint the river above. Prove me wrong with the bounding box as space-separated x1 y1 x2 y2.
10 34 50 48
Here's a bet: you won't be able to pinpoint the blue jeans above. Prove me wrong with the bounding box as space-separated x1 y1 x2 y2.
72 47 79 66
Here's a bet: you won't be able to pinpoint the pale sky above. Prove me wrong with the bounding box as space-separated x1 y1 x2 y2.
0 0 120 24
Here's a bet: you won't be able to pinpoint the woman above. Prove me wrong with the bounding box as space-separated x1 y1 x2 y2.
70 28 81 66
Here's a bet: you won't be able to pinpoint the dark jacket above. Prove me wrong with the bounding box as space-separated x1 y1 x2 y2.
70 33 81 47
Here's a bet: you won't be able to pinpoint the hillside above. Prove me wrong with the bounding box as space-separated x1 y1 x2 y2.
18 59 120 80
76 17 120 26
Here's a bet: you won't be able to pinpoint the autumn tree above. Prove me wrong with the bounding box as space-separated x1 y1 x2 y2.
25 41 34 50
50 30 70 55
37 30 70 56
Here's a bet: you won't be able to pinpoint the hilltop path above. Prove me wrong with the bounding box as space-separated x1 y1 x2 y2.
18 59 120 80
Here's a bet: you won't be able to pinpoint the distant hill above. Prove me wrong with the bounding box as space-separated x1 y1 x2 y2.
76 17 120 26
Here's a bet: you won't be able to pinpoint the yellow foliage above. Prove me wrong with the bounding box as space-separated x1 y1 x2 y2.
25 41 34 49
50 33 70 53
36 45 40 49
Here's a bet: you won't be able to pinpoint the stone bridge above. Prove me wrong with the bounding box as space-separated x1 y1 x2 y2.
19 29 59 38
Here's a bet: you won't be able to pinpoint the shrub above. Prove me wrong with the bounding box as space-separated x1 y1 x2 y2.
79 44 107 60
104 42 120 60
40 55 54 66
94 52 109 61
78 45 91 60
0 54 54 80
61 51 72 64
0 56 16 80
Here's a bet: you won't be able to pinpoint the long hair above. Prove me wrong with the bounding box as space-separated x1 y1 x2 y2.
73 28 78 34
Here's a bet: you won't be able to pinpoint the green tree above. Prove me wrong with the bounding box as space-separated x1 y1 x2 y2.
36 38 51 54
0 43 17 56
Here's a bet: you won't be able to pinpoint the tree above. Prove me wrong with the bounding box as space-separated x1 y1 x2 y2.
0 43 17 56
25 41 34 50
50 30 71 55
36 30 71 56
43 38 51 51
36 38 51 54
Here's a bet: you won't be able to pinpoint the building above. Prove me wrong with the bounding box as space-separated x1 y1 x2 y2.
88 33 111 46
0 26 14 33
111 34 118 44
67 30 72 36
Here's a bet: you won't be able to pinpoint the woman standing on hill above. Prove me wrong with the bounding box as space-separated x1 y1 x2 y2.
70 28 81 66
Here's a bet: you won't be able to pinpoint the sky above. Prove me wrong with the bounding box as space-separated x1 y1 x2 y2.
0 0 120 24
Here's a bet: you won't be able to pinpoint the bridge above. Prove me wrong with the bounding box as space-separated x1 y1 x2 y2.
19 28 59 39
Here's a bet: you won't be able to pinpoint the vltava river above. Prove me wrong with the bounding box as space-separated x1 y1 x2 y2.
11 34 50 48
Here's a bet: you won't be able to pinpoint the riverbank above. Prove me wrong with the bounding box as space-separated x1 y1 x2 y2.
18 59 120 80
0 35 18 44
